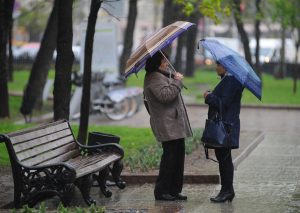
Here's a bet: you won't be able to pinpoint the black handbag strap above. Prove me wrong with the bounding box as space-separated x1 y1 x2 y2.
204 145 231 163
204 146 218 163
143 92 150 115
217 98 223 120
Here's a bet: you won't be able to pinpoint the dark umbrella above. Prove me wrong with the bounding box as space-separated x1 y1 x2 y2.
199 38 262 100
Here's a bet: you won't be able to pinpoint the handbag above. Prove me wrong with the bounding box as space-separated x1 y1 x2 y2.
201 99 233 162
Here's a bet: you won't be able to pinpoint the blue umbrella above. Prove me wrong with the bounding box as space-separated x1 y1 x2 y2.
199 38 262 100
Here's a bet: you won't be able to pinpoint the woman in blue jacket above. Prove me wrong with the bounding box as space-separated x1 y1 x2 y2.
204 61 244 203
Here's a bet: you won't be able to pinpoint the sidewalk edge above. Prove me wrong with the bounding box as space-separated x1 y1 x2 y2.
233 132 265 169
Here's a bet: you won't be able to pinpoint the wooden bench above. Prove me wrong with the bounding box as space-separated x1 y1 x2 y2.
0 120 125 207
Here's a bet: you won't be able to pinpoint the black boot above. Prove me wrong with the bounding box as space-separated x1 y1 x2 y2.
155 193 176 201
210 188 235 203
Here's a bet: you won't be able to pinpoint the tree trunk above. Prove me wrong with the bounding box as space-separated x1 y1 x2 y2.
77 0 102 144
174 35 185 72
185 12 200 77
0 0 10 118
278 25 286 79
119 0 137 74
53 0 74 121
162 0 176 56
254 0 262 79
6 0 14 82
162 0 174 27
232 0 253 67
293 29 300 94
20 0 58 119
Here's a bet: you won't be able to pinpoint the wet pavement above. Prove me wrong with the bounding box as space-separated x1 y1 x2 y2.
1 106 300 212
87 106 300 212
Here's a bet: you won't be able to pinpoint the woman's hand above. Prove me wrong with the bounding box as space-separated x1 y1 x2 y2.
203 90 211 99
174 72 183 81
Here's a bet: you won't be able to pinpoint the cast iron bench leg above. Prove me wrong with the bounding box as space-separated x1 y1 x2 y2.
75 175 96 206
110 160 126 189
94 168 112 197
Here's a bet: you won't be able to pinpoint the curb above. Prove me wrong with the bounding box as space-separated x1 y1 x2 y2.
233 132 265 169
121 174 219 184
121 132 265 185
186 103 300 111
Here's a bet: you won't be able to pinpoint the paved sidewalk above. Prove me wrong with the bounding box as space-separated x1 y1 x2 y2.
89 107 300 212
92 107 300 212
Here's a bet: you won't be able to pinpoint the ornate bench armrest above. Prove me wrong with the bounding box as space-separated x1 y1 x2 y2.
0 134 9 143
88 132 120 145
76 141 124 158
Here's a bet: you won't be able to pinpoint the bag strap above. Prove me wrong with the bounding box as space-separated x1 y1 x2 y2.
217 98 223 120
204 145 232 163
204 146 219 163
143 92 150 115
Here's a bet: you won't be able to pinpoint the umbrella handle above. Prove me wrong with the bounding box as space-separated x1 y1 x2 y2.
159 50 187 90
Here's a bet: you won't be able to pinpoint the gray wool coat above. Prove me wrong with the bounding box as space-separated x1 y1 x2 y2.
143 71 193 142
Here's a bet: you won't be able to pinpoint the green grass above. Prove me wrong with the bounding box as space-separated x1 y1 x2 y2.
0 123 202 171
0 122 34 165
0 123 156 167
126 67 300 106
9 68 300 106
71 124 156 158
9 70 55 91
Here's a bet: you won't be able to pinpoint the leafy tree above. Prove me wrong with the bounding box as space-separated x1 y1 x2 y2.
176 0 230 24
267 0 299 79
77 0 103 144
176 0 253 68
163 1 188 72
53 0 74 120
174 0 232 76
254 0 263 78
185 10 201 77
17 1 50 41
231 0 252 67
119 0 138 74
289 0 300 93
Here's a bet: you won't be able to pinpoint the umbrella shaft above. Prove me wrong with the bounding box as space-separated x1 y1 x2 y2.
159 50 187 90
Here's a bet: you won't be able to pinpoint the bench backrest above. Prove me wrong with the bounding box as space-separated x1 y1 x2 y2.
6 120 80 167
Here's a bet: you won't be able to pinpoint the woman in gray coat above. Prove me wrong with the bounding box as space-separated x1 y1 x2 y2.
144 51 193 201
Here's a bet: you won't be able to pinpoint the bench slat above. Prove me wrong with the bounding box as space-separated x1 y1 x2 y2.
10 122 70 145
22 143 79 166
14 129 73 153
75 154 121 178
17 135 74 161
37 149 80 166
67 154 108 169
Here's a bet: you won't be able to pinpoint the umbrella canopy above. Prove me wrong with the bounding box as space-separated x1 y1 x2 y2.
124 21 195 78
199 38 262 100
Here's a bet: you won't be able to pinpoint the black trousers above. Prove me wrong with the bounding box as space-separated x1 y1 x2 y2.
215 148 234 192
154 138 185 196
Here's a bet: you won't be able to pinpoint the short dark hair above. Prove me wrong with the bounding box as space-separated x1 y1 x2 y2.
145 51 169 73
